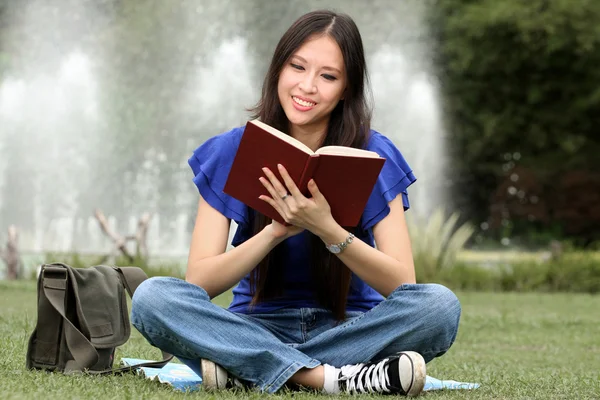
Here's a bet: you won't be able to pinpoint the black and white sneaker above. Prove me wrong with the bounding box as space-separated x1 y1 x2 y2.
337 351 426 396
200 359 247 390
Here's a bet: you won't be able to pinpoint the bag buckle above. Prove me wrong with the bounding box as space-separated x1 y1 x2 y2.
42 265 68 290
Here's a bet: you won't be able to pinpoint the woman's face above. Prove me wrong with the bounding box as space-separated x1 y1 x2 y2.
277 35 347 136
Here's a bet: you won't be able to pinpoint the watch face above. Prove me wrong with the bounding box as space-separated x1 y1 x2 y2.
329 244 341 254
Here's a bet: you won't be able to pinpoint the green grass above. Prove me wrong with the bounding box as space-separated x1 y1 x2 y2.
1 280 599 399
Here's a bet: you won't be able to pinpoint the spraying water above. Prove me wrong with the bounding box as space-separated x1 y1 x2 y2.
0 0 444 258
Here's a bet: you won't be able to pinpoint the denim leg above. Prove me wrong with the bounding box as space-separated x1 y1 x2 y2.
130 277 320 393
296 283 461 366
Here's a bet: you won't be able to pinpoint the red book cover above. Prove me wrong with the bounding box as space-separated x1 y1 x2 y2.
223 120 385 227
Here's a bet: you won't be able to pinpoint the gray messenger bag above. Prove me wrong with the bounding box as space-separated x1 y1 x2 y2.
26 262 172 374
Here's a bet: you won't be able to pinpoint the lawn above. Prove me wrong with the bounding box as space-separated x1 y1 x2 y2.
1 280 599 399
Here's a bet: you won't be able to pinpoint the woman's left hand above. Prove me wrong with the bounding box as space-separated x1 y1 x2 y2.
258 164 337 236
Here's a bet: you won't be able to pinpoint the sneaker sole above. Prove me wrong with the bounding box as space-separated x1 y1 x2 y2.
200 359 228 389
397 351 426 397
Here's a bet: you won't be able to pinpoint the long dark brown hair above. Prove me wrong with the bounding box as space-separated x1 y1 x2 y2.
248 10 373 320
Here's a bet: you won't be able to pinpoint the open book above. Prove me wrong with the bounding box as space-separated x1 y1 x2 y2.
223 119 386 227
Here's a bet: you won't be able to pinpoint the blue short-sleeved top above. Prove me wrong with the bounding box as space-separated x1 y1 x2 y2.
188 125 416 313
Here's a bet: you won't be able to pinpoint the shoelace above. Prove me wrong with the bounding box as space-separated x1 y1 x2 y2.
338 358 391 394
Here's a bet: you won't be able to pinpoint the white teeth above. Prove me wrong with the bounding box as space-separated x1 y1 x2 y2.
293 96 316 107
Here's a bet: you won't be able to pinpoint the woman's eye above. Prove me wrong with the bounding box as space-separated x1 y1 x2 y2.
322 74 336 81
290 63 304 70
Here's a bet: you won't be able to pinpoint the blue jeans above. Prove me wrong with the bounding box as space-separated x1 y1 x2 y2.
130 277 461 393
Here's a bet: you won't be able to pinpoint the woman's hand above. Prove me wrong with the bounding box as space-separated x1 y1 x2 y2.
258 164 339 238
266 219 305 241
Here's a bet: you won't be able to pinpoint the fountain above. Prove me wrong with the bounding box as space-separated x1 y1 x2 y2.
0 0 445 264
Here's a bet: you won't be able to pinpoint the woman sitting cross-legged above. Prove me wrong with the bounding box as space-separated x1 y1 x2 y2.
130 9 461 397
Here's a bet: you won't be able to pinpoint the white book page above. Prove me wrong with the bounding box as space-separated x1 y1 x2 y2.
315 145 381 158
249 119 381 158
249 119 313 154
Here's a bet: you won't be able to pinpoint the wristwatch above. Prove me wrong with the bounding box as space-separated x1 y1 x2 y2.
325 233 355 254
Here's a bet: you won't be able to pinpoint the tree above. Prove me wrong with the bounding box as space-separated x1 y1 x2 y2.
430 0 600 245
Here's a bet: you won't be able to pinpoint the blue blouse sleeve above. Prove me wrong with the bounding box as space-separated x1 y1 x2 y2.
187 127 249 227
361 132 417 230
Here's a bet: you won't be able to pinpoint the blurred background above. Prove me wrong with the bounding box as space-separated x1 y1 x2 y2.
0 0 598 290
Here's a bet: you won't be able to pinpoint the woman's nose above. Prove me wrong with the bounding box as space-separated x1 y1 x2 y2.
298 74 317 93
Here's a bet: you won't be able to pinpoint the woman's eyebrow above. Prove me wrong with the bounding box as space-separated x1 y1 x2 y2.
291 55 342 74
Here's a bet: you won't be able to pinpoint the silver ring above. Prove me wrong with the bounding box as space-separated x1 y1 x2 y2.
281 194 290 201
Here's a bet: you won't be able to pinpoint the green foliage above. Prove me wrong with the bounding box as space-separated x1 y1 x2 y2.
432 251 600 294
545 251 600 293
408 208 475 281
37 252 184 280
430 0 600 243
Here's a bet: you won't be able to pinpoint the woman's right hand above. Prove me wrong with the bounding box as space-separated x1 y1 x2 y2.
266 219 305 241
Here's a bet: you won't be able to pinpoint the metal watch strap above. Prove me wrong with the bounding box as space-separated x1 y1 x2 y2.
326 232 355 253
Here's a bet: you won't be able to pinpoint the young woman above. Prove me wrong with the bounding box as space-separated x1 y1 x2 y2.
131 10 461 396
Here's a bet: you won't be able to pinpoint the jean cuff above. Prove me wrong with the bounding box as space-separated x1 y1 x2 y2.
262 359 321 393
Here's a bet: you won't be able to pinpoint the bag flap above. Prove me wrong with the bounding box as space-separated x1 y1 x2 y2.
69 265 130 348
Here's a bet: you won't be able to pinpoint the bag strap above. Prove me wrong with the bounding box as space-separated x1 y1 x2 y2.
115 267 148 298
90 355 175 375
41 265 100 371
